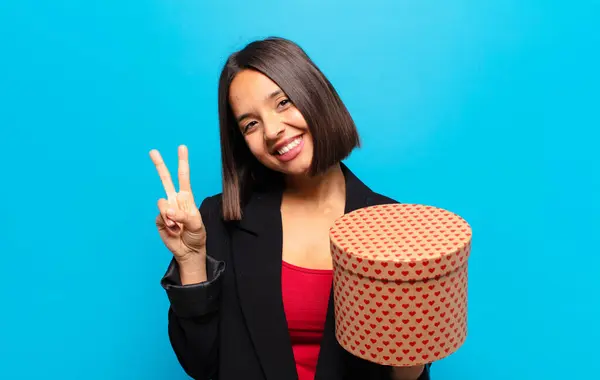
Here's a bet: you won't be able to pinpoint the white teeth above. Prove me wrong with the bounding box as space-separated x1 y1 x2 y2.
277 137 301 155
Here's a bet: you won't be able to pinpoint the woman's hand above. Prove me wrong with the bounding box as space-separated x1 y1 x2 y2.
391 365 426 380
150 145 207 278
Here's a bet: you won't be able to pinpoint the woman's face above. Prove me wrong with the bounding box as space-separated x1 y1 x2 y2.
228 69 313 176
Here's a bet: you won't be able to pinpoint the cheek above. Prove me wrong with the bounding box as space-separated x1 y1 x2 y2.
303 136 314 158
244 135 268 157
287 108 309 128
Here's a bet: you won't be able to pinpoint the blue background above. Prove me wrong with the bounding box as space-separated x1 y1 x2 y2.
1 1 598 379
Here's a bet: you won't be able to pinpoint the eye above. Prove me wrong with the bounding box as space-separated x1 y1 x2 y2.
278 98 291 108
242 120 258 133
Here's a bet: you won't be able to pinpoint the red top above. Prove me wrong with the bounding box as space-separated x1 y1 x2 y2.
281 260 333 380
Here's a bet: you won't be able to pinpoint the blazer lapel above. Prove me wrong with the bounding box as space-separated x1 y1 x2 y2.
339 162 377 214
231 187 298 380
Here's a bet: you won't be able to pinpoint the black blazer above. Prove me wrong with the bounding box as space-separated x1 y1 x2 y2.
161 163 432 380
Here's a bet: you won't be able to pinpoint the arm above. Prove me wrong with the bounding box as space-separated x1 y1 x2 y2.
162 256 225 380
160 196 227 380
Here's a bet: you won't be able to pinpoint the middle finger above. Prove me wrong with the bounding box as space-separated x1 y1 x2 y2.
178 145 192 192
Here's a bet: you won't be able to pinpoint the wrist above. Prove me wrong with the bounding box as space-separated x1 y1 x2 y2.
177 252 207 284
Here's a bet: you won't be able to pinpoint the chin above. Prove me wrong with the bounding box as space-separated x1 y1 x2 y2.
263 159 311 177
283 165 312 177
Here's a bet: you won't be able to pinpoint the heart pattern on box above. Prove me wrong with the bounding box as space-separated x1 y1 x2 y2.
333 261 468 366
329 203 471 366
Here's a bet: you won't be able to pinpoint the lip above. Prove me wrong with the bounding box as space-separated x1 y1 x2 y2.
271 135 303 154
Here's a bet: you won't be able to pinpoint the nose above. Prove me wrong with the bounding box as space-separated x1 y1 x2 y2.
263 119 285 141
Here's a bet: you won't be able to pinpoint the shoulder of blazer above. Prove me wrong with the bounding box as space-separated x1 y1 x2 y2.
338 162 402 211
197 193 231 262
369 191 401 206
198 193 223 224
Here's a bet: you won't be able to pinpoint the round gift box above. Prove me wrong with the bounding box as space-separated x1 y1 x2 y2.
330 203 472 367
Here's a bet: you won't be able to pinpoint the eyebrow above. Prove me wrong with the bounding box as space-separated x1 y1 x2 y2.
236 90 283 123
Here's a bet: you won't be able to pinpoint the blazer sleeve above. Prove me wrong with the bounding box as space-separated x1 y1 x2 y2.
160 195 227 380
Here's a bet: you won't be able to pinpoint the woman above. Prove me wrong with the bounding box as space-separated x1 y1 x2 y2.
150 37 432 380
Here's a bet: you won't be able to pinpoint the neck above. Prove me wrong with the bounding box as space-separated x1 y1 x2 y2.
283 164 345 205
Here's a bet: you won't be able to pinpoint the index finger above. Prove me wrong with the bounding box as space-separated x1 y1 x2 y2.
178 145 192 192
149 149 177 202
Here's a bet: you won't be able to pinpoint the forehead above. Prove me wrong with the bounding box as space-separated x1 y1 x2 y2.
229 70 282 111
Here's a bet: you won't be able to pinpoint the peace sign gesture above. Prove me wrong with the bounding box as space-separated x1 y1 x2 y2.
150 145 207 264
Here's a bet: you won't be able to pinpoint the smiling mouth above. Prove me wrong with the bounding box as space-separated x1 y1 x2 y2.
275 135 303 155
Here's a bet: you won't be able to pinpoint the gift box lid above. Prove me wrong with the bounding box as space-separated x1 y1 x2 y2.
330 203 472 282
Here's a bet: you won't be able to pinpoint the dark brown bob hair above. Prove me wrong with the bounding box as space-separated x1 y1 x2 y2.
218 36 360 221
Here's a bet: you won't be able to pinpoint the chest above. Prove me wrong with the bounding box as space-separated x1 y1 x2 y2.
280 205 344 270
